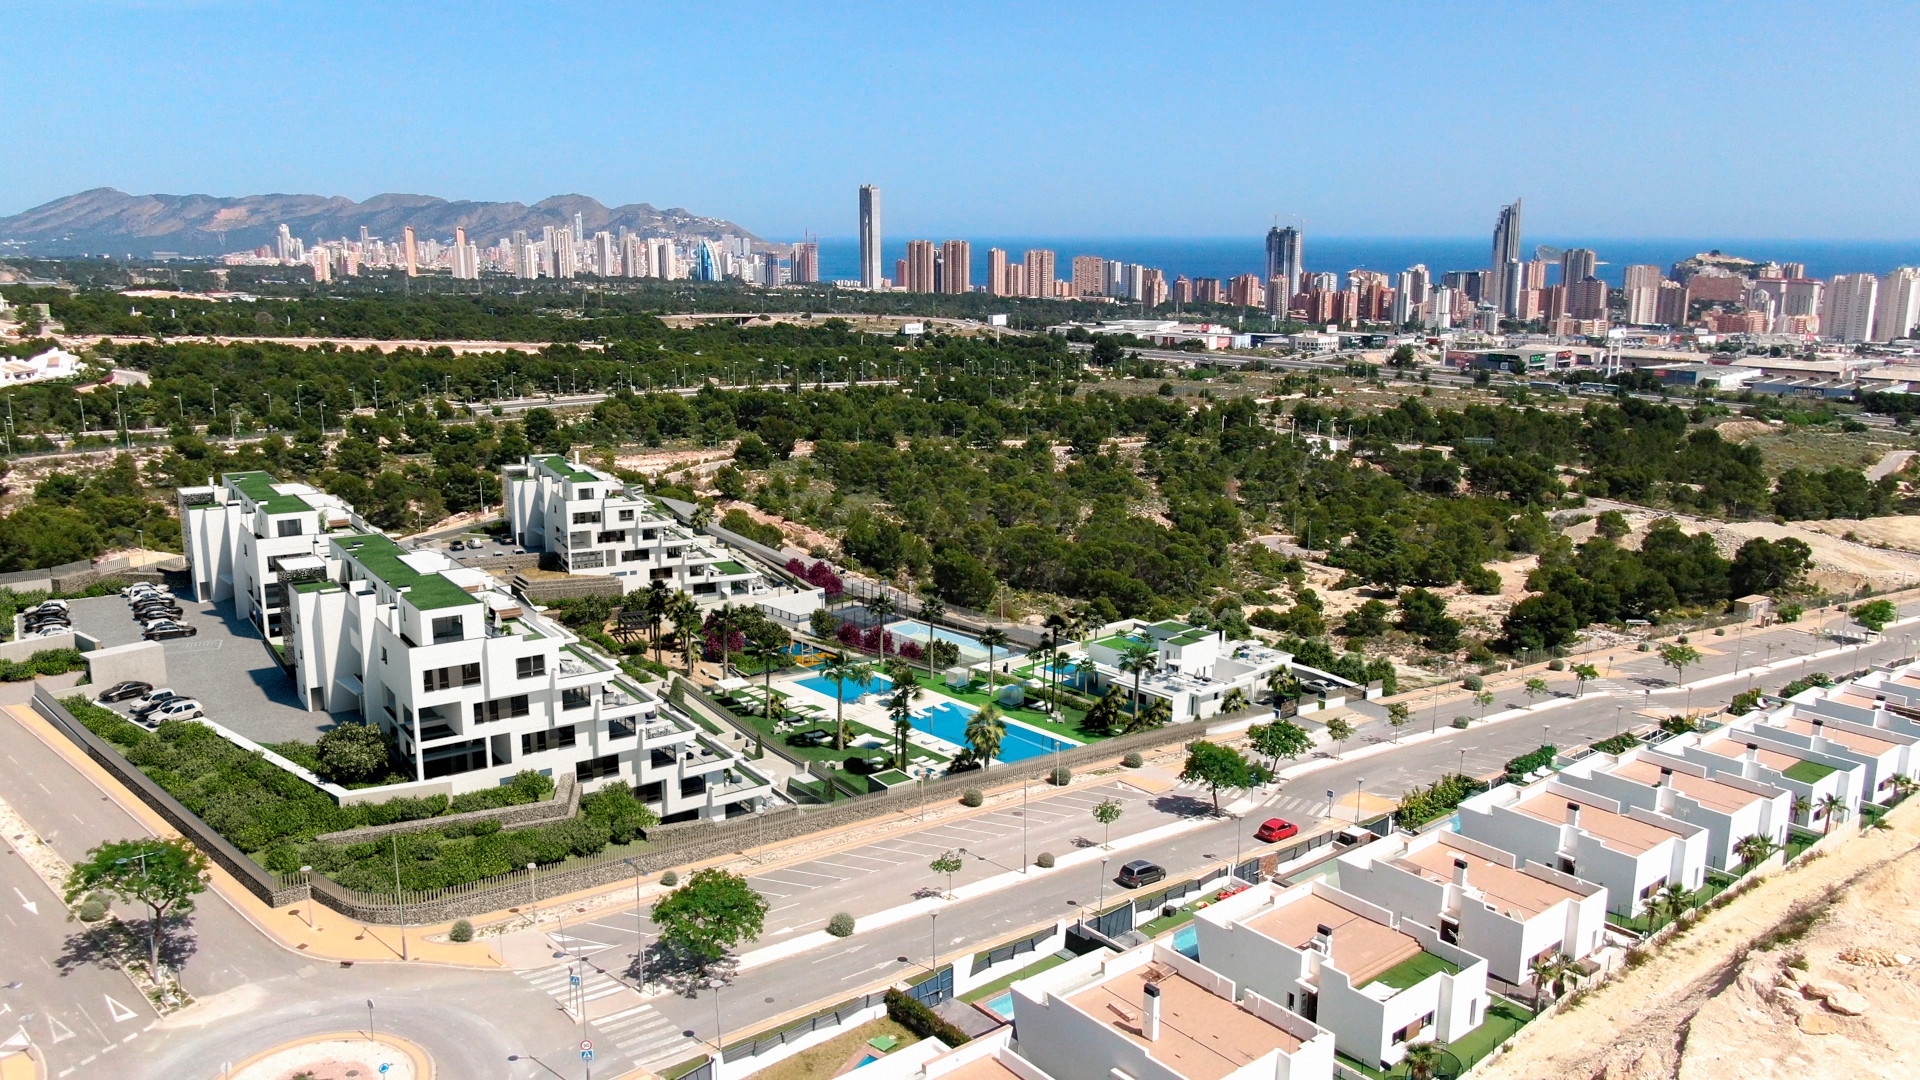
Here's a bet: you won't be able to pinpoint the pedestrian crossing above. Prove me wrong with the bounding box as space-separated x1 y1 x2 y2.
594 1001 693 1069
520 963 694 1070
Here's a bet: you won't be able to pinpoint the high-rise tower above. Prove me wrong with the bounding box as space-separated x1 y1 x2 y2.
1489 199 1522 308
858 185 882 289
1264 225 1303 308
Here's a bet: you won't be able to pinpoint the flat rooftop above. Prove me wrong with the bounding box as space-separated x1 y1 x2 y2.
335 533 480 610
1703 738 1817 775
1062 964 1302 1080
535 454 608 484
1514 791 1681 856
1394 837 1581 919
1610 758 1759 814
227 470 312 515
938 1056 1026 1080
1771 717 1901 756
1242 892 1420 985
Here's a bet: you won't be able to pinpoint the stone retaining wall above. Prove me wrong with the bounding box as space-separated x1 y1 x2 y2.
312 773 580 844
510 573 624 601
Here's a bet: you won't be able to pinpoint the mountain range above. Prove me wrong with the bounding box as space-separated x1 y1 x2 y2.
0 188 764 257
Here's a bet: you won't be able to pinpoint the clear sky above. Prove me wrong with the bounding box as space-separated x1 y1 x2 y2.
5 2 1918 241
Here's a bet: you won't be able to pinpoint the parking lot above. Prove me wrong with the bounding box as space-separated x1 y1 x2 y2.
65 587 336 743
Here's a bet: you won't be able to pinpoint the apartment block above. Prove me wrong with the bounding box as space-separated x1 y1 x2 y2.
1334 832 1607 986
1455 781 1708 916
1012 942 1337 1080
1554 749 1792 871
179 471 372 640
503 455 765 601
1192 881 1490 1072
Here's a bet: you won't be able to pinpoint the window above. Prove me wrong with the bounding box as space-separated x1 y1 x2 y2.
1439 917 1460 945
562 687 592 711
383 687 397 720
423 663 482 692
577 489 595 501
522 725 578 755
381 647 389 665
620 550 644 563
517 656 546 679
1392 1014 1433 1044
608 717 638 740
275 518 304 537
572 551 605 569
572 511 602 525
597 530 626 544
575 754 621 782
618 509 634 522
473 694 531 724
431 615 464 644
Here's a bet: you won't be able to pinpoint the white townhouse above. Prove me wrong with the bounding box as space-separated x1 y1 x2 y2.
1555 749 1793 871
1781 672 1920 741
1665 728 1867 832
179 471 373 640
1070 619 1291 723
278 532 772 819
1011 941 1338 1080
1748 712 1915 809
1191 881 1490 1072
1334 831 1608 986
503 454 765 601
1455 781 1708 917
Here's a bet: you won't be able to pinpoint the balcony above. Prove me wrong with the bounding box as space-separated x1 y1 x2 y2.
640 715 693 750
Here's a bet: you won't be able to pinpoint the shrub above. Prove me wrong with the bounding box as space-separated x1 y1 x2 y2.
1452 716 1471 729
1035 852 1055 868
1395 772 1480 828
1050 766 1072 786
827 912 855 937
960 788 983 808
76 894 109 922
1462 675 1484 691
1547 659 1565 671
449 918 474 942
885 989 971 1046
1503 744 1557 783
660 870 679 888
1122 752 1143 768
1591 733 1639 755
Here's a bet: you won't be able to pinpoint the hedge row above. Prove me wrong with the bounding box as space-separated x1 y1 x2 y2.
885 989 971 1046
0 648 85 682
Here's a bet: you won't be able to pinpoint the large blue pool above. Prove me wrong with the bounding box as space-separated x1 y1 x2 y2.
796 673 893 702
912 700 1074 763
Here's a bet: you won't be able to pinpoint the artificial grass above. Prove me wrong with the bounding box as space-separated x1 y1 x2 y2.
1782 759 1836 784
959 951 1071 1002
1364 950 1461 991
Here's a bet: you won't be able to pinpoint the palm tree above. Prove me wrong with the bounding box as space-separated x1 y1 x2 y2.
1043 613 1070 707
978 628 1009 688
1266 667 1300 707
1223 687 1250 714
713 602 738 669
1528 952 1576 1012
1086 687 1125 735
644 580 671 666
820 656 874 751
919 596 946 679
965 704 1006 770
1401 1041 1445 1080
748 637 785 719
1734 833 1781 873
867 592 896 632
689 502 714 530
886 683 920 764
1792 793 1812 828
670 595 702 674
1649 882 1690 928
1118 642 1158 719
1128 698 1172 733
1817 792 1850 835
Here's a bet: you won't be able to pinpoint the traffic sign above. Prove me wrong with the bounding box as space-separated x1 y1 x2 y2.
570 974 582 986
581 1049 595 1062
581 1039 593 1050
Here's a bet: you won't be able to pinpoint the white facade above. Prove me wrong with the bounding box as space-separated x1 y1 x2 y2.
1455 780 1708 916
1554 748 1793 871
1821 273 1879 343
1746 713 1913 808
1335 832 1608 986
0 347 83 385
504 455 766 601
1071 619 1290 723
1012 942 1337 1080
1663 727 1867 832
178 471 373 639
1191 881 1489 1072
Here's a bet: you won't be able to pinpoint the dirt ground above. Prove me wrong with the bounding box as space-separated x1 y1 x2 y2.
1474 803 1920 1080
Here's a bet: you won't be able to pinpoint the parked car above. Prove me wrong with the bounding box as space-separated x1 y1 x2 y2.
130 690 181 716
146 698 203 722
25 600 68 614
143 624 198 641
1116 859 1167 888
134 607 184 621
1255 818 1298 843
24 617 71 631
97 680 154 703
120 584 161 597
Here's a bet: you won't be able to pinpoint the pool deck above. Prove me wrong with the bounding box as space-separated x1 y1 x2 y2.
772 670 1075 768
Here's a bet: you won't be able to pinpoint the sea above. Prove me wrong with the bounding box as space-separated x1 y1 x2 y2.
805 237 1920 291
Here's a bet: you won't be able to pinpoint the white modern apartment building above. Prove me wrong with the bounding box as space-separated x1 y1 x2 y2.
1455 781 1708 917
1191 881 1489 1072
1012 941 1337 1080
179 471 373 639
503 455 765 601
1334 832 1608 986
1070 619 1291 723
1555 749 1793 871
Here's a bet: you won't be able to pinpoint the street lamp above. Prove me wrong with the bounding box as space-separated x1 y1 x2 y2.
1097 856 1110 916
301 865 316 930
929 911 940 973
528 862 539 927
1352 777 1365 824
624 857 646 988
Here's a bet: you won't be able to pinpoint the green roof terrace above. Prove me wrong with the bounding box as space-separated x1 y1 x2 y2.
333 533 479 610
537 455 604 484
227 470 313 516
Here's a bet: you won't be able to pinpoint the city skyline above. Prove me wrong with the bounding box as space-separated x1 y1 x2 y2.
5 5 1920 239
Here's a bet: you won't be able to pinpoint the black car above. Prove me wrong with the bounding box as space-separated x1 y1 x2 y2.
143 624 198 641
135 609 184 623
1116 860 1166 888
97 680 154 703
132 600 182 614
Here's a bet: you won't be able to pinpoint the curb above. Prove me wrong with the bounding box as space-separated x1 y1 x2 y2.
219 1030 434 1080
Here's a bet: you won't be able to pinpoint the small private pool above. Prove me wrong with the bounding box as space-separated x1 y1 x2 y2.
855 1054 881 1068
978 991 1016 1021
887 619 1027 666
1173 923 1198 958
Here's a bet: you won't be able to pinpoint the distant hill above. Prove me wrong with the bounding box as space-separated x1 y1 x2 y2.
0 188 765 257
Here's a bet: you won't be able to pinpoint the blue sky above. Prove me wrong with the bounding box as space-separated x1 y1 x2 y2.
4 2 1918 240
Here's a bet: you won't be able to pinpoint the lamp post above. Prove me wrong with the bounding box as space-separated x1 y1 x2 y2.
929 911 939 973
1021 779 1029 873
1097 856 1110 916
392 835 409 960
624 857 645 989
366 999 375 1041
528 862 539 928
1352 777 1365 824
301 865 316 930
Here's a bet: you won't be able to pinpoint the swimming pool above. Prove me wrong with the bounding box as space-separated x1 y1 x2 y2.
796 673 893 702
1172 923 1199 958
912 700 1075 763
856 1054 881 1068
979 991 1016 1020
886 620 1026 665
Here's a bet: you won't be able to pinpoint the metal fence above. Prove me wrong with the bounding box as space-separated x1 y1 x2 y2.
721 990 888 1064
971 925 1056 975
906 965 954 1006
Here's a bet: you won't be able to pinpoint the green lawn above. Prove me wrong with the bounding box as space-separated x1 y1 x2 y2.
908 672 1107 743
1783 759 1835 784
1335 997 1532 1079
1364 951 1461 991
959 952 1070 1002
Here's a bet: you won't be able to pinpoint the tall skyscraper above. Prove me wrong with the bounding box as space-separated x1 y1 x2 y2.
276 224 294 264
1623 264 1663 292
1393 265 1430 324
791 240 819 284
940 240 971 294
1499 260 1525 318
858 185 882 289
1141 268 1168 308
1560 248 1597 287
1023 249 1056 298
1488 198 1522 308
1873 267 1920 341
904 240 937 292
403 226 418 277
1071 255 1106 297
621 234 648 278
1821 273 1878 342
594 231 617 277
986 248 1009 296
1265 226 1304 309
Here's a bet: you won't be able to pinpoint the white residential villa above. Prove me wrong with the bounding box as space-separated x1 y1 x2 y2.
1554 749 1793 872
1661 727 1867 832
503 454 767 602
1191 880 1490 1072
1334 831 1608 986
0 346 83 385
1067 619 1292 723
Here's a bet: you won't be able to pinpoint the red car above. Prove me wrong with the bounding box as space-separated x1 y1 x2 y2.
1255 818 1298 843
